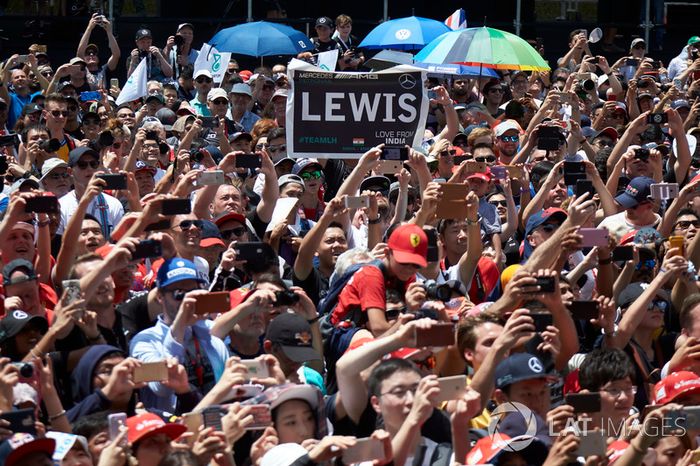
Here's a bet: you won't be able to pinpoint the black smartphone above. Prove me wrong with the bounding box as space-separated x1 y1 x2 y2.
235 242 270 262
132 239 163 260
0 133 19 147
569 300 600 320
160 198 191 216
647 113 668 125
612 246 634 262
25 196 59 213
634 148 650 161
524 333 554 369
563 161 586 185
381 146 409 161
235 154 262 169
453 155 469 165
565 392 602 413
535 276 556 293
144 219 171 232
97 174 127 190
537 126 562 151
200 116 219 129
145 130 158 140
0 408 36 434
530 313 554 332
424 228 439 262
575 180 594 199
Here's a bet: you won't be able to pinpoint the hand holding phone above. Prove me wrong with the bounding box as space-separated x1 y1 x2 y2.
133 360 168 383
108 413 128 445
414 323 455 347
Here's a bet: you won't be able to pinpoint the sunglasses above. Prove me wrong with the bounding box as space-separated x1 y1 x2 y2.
635 259 656 270
648 300 668 311
47 172 70 180
212 99 228 105
676 220 700 229
262 85 275 90
269 144 286 153
196 77 213 83
118 113 135 118
255 143 269 150
499 135 519 143
76 160 100 169
50 110 68 117
177 219 204 230
488 87 504 94
489 200 507 207
220 227 247 240
440 150 456 157
300 170 323 180
475 156 496 163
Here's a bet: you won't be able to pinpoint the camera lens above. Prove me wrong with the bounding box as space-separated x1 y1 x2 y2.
582 79 595 91
12 362 33 378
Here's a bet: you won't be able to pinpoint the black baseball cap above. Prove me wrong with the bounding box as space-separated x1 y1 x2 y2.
495 352 549 389
0 310 48 344
135 28 152 40
266 312 321 363
360 175 391 195
315 16 333 28
2 259 37 285
68 146 100 167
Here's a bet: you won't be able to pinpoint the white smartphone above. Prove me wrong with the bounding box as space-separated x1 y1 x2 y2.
342 438 386 464
198 170 225 186
241 359 270 379
108 413 127 445
344 196 369 209
436 375 467 403
650 183 679 200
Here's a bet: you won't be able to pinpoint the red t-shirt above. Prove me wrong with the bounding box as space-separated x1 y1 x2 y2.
330 266 413 326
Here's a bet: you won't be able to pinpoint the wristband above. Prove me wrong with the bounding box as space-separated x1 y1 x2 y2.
599 257 612 265
466 218 478 226
49 410 66 422
368 217 381 225
37 220 50 227
307 315 322 324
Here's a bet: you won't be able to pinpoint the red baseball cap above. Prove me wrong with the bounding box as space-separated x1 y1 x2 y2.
387 224 428 267
466 167 492 182
214 212 247 228
653 371 700 405
126 413 186 445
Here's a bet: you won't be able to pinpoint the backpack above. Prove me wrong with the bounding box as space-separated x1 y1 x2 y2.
317 259 386 317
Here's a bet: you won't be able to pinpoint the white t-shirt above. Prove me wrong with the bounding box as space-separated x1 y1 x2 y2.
57 190 125 236
597 211 661 241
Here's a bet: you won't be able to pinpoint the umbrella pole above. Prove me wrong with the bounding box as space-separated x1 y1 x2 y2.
477 62 483 103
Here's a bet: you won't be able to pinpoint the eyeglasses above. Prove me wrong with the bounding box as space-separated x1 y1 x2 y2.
300 170 323 180
499 135 519 143
47 172 70 180
212 99 228 105
675 220 700 229
196 77 213 84
381 383 420 399
255 142 269 150
50 110 68 118
220 227 247 240
489 200 507 207
76 160 100 169
648 300 668 311
40 71 52 77
177 219 204 230
269 144 286 153
601 386 638 398
475 156 496 163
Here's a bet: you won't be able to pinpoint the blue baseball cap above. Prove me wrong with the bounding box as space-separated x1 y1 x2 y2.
615 176 654 209
291 158 322 176
524 208 567 236
156 257 205 288
495 352 549 389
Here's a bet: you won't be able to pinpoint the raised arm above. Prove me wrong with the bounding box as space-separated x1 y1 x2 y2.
335 146 382 198
77 14 99 58
294 197 347 281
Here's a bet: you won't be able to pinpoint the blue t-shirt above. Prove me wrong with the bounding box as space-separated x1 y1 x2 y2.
8 91 41 129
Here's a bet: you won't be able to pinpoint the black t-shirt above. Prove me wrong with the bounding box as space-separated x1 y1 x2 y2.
292 267 329 307
325 394 452 442
312 37 341 54
116 292 153 342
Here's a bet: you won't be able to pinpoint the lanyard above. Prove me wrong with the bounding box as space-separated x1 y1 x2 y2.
188 332 204 387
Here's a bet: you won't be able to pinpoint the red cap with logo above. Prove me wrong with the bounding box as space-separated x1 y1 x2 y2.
126 413 186 445
653 371 700 405
387 224 428 268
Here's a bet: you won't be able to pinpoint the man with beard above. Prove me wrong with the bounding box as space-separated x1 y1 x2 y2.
451 78 470 104
493 120 522 164
76 14 120 91
293 197 348 305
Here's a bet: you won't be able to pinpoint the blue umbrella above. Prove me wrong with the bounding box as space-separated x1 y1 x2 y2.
359 16 451 50
412 61 500 78
210 21 313 57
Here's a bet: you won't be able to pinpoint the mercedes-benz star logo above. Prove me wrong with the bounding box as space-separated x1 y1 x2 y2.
399 74 416 89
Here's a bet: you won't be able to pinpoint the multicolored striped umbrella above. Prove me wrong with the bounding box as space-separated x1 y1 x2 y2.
414 26 550 72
